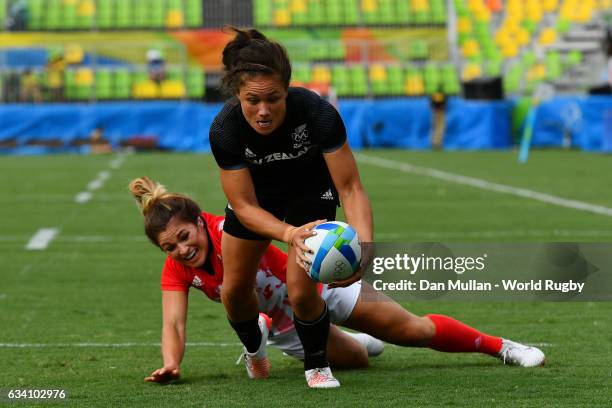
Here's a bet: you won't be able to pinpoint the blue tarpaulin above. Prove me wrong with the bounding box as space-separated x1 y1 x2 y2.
1 96 610 154
444 98 513 150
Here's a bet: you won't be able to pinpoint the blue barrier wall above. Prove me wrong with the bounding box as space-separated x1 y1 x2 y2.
1 96 610 154
444 98 512 150
530 96 612 152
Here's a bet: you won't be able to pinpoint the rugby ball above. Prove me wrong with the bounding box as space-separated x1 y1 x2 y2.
304 221 361 284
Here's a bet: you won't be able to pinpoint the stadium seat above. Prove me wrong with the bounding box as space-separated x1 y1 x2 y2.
424 63 441 94
349 65 368 96
160 80 186 99
332 65 351 96
133 79 160 99
370 64 389 96
186 0 203 28
75 68 94 100
95 69 113 100
404 67 425 96
385 64 402 93
186 67 205 98
98 0 114 29
113 69 132 99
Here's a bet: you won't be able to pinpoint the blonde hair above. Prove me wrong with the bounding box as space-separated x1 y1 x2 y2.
129 177 202 247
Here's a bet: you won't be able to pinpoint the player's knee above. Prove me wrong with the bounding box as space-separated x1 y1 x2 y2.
398 316 436 346
289 290 322 318
221 279 252 302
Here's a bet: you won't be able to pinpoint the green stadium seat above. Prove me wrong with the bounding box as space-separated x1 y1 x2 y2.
254 0 272 26
187 67 205 98
328 40 346 61
566 50 583 67
0 0 6 28
292 65 312 84
95 69 113 100
134 2 150 28
116 1 132 28
349 65 367 96
113 68 132 99
166 66 183 82
441 65 460 95
64 70 77 100
424 63 441 94
387 65 404 96
186 0 203 28
332 65 351 97
47 0 62 30
151 0 165 28
27 0 44 29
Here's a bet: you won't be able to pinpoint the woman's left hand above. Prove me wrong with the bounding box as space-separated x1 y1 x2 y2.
285 220 327 270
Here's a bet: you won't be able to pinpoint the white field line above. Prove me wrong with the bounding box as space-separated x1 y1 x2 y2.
74 191 92 203
25 228 59 250
357 154 612 218
0 342 241 348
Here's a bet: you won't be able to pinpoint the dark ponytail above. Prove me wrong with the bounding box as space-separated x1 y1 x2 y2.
221 26 291 96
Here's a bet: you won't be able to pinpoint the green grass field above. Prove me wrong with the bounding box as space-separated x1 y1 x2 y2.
2 149 612 407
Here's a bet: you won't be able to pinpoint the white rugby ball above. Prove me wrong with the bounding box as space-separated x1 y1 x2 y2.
304 221 361 284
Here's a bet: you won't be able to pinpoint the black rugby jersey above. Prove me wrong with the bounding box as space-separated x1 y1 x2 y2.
209 87 346 200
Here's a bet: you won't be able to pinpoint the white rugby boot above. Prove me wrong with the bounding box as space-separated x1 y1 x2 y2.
343 331 385 357
236 314 272 379
305 366 340 389
498 339 545 367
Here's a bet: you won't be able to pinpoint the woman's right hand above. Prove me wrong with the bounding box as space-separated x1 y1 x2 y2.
144 366 180 383
284 219 327 270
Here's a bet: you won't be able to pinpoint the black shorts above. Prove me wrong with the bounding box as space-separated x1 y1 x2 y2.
224 193 339 240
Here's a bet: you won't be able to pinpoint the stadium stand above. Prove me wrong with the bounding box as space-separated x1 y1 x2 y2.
0 0 610 101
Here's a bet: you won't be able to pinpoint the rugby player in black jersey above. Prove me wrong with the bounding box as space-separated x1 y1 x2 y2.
209 27 545 389
209 27 373 388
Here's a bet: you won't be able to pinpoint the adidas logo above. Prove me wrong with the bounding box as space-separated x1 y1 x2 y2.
321 189 334 200
192 275 203 287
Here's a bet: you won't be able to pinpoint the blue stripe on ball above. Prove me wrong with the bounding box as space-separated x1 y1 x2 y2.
311 232 339 280
314 223 338 231
338 244 357 270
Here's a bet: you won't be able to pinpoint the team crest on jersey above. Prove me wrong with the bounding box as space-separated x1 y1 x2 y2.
192 275 203 287
292 123 309 148
244 147 257 159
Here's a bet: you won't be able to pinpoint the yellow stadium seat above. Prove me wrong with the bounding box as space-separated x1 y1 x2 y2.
78 0 95 16
133 81 160 99
527 64 546 81
539 28 557 45
543 0 558 12
369 64 387 81
462 63 482 81
458 17 473 34
362 0 378 12
76 68 93 86
290 0 307 13
312 65 331 83
516 28 530 46
411 0 429 12
405 76 424 96
64 44 84 64
160 80 186 99
166 10 184 28
273 9 291 26
501 42 519 58
462 40 481 58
